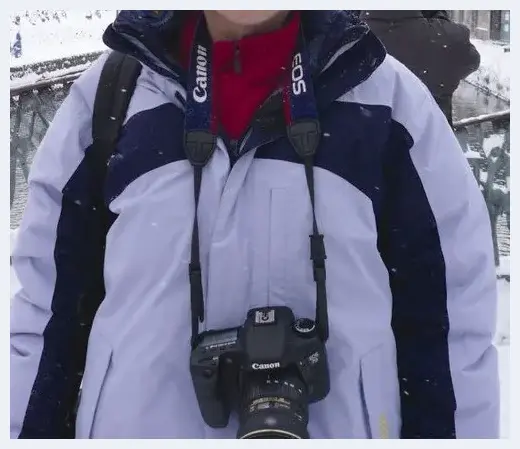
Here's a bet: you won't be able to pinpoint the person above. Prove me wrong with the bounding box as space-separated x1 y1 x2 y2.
10 10 498 439
10 15 22 59
360 10 481 125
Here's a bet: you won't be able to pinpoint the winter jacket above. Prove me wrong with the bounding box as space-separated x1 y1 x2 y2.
10 10 498 439
360 10 481 124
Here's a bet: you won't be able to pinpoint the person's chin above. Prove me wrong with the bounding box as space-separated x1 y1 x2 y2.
217 10 284 26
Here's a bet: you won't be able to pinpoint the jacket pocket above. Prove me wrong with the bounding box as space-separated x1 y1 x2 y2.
359 344 401 439
75 332 113 439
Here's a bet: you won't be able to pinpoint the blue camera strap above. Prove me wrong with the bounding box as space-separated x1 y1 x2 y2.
184 15 329 347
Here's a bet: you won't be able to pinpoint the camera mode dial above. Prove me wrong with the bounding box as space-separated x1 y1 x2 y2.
293 318 316 337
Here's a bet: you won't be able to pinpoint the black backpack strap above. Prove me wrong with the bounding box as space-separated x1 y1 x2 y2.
61 51 142 438
92 51 142 156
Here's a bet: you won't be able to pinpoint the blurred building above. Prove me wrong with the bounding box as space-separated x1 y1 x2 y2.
449 10 510 42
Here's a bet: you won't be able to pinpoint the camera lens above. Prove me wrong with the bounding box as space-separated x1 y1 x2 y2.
237 369 309 439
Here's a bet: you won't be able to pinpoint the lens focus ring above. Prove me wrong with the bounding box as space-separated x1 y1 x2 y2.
237 371 309 439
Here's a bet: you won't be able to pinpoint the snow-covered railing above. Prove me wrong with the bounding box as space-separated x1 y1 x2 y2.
10 73 75 223
10 70 84 96
453 110 510 268
453 109 510 129
10 72 510 268
10 50 102 86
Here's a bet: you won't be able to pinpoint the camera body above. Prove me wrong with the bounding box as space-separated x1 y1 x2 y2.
190 306 330 430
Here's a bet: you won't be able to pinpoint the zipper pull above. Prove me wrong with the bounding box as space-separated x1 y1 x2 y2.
233 43 242 74
230 139 239 157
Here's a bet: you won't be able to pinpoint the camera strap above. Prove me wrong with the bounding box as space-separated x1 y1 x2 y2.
184 14 329 348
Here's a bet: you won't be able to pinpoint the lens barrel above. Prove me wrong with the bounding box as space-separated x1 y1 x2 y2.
237 371 309 439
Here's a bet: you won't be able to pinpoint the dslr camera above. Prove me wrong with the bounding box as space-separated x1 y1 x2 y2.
190 306 330 439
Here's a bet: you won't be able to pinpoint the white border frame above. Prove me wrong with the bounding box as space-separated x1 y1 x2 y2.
5 1 516 446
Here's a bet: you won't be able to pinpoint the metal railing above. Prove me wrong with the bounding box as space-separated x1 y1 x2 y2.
10 74 75 225
453 109 510 270
10 63 510 270
10 50 102 84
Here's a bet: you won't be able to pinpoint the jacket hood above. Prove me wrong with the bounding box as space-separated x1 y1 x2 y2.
103 10 383 90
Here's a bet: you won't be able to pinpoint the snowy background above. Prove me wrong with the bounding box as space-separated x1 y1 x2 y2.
467 39 510 102
9 10 511 103
10 10 114 68
9 9 510 439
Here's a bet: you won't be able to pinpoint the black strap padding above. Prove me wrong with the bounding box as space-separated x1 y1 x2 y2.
288 121 329 343
184 131 218 348
59 51 142 438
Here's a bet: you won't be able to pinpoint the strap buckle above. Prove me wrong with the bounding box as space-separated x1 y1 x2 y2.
185 130 217 167
189 263 204 322
310 234 326 262
287 120 321 159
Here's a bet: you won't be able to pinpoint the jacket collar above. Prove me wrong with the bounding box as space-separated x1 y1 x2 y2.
103 11 386 110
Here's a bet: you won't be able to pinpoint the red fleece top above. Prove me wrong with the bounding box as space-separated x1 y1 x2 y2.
179 12 300 140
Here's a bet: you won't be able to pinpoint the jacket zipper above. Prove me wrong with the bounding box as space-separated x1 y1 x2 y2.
226 88 284 165
229 139 240 164
228 128 252 166
221 42 242 165
233 42 242 74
